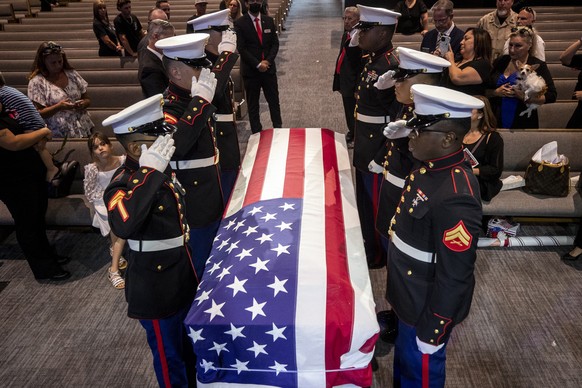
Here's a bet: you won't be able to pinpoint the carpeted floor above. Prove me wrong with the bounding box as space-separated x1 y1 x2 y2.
1 0 582 387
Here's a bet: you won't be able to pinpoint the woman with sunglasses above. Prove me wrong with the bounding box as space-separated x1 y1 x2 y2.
487 26 556 129
92 0 123 57
444 27 492 97
27 42 94 138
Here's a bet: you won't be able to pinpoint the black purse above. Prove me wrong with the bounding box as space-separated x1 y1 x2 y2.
523 158 570 197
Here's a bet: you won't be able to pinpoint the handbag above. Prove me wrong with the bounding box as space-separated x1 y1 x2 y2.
523 158 570 197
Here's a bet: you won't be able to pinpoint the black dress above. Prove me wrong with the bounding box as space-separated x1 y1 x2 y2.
565 54 582 129
444 58 492 96
463 131 504 201
394 0 428 35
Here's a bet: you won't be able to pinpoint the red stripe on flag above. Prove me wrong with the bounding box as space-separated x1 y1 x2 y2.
243 130 273 207
283 129 305 198
322 129 355 387
153 320 172 388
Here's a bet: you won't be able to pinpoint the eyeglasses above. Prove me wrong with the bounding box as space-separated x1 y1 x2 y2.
42 42 62 56
511 26 533 36
432 16 450 24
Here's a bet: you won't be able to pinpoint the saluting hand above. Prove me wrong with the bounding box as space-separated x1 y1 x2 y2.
191 68 217 102
374 70 397 90
139 135 175 173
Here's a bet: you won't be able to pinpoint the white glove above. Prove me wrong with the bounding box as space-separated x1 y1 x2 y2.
348 29 360 47
416 337 445 355
368 160 384 174
139 134 175 173
374 70 397 90
383 120 412 139
218 29 237 53
191 68 217 102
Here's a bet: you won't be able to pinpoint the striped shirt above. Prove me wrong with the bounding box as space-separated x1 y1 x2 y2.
0 86 46 130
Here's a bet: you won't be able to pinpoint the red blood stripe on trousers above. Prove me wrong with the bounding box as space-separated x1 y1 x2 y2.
422 353 430 388
153 320 172 388
322 129 355 386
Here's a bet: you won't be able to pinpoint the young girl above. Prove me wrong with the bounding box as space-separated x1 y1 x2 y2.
83 132 127 289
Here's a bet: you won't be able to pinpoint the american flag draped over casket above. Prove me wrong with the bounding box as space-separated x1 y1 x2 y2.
184 128 379 388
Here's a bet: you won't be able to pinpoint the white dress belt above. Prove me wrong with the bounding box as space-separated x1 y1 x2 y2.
391 232 436 264
384 171 406 188
215 113 234 122
128 234 185 252
170 155 217 170
356 113 391 124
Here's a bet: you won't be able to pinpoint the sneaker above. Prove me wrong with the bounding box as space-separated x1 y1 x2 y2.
487 218 520 237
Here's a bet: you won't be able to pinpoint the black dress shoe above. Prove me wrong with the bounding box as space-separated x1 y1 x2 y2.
35 268 71 281
345 131 354 143
377 310 398 343
55 255 71 265
564 258 582 271
371 356 379 372
561 252 581 261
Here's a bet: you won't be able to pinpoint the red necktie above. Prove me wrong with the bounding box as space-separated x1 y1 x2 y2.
254 17 263 45
336 33 350 75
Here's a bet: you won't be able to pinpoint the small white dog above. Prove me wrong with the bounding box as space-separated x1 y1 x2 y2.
514 61 547 118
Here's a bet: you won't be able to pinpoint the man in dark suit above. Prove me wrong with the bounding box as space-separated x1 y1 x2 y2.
138 19 174 97
235 0 282 133
333 6 364 144
419 0 463 60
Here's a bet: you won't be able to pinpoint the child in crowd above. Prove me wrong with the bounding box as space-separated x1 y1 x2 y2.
83 132 127 289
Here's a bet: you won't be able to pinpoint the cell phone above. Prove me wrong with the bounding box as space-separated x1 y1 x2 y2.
438 35 451 56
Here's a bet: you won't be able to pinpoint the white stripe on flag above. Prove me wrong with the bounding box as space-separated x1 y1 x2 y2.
225 132 260 218
261 128 290 201
295 128 327 387
334 131 379 369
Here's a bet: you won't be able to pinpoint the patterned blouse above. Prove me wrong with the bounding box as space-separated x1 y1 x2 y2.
27 69 94 138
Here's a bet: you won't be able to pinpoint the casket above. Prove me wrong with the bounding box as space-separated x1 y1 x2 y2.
184 128 379 388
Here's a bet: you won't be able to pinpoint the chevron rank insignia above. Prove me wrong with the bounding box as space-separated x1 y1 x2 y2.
442 220 472 252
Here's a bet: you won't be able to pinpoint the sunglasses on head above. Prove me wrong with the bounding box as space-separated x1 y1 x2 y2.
42 42 62 55
511 26 533 36
520 6 534 14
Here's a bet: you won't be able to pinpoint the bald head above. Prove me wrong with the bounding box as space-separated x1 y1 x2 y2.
148 7 168 21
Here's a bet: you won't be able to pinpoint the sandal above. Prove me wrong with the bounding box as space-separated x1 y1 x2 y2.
118 256 128 271
107 267 125 289
110 246 128 271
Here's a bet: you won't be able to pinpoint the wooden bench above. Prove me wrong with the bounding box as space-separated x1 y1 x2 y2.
482 128 582 218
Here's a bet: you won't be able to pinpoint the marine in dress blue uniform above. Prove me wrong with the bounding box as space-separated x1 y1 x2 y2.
188 10 241 203
352 5 401 268
375 47 450 243
103 94 198 388
386 85 483 387
156 33 238 279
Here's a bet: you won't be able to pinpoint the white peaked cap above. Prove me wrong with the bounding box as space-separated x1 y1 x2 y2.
102 94 164 135
411 85 485 118
187 9 230 31
397 47 451 72
155 33 209 59
357 4 401 26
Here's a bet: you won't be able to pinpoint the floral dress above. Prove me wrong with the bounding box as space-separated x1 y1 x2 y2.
28 69 94 138
83 155 125 236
